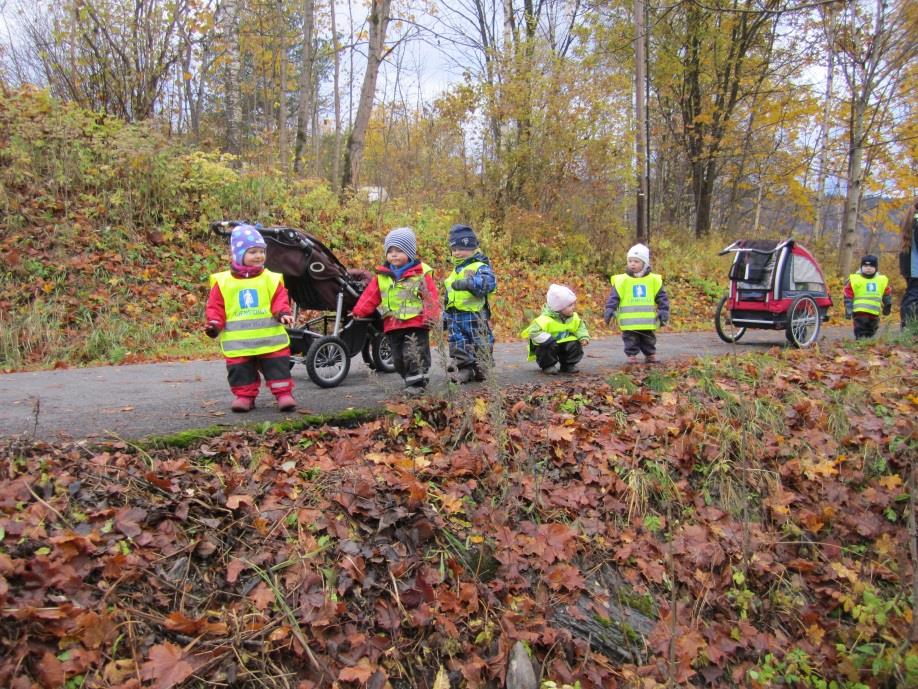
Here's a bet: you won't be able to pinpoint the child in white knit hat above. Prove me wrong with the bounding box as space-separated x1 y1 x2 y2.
520 284 590 374
351 227 440 394
603 243 670 364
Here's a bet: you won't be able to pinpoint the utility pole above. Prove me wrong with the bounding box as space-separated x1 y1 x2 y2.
634 0 649 243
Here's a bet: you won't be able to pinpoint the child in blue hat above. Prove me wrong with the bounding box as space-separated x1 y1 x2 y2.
443 224 497 383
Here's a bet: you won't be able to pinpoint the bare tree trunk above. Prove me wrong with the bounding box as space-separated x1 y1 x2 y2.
813 7 836 240
341 0 392 190
634 0 648 242
752 179 764 235
837 96 865 276
277 0 289 171
293 0 315 174
223 0 242 157
330 0 343 190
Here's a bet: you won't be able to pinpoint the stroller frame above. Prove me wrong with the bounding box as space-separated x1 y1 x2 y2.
211 221 394 387
714 238 833 348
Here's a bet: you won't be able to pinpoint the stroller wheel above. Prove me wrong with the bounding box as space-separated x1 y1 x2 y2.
305 335 351 388
370 333 397 373
785 295 821 348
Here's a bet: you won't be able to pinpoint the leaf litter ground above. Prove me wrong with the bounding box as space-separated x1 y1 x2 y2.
1 340 916 688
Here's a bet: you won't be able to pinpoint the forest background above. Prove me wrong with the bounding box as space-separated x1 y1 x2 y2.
0 0 916 369
1 3 918 689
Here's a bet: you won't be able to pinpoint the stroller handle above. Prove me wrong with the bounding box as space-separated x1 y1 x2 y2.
211 220 315 252
210 220 247 237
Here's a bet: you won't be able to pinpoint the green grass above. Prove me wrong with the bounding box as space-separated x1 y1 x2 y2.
139 407 381 450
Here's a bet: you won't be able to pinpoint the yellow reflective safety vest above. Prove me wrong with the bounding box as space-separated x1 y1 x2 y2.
520 312 583 360
444 260 489 311
612 273 663 330
377 263 433 320
849 273 888 315
210 270 290 357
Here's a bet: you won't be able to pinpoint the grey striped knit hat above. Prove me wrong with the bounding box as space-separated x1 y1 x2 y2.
384 226 417 261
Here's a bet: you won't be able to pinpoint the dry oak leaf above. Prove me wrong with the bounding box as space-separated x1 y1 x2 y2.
226 494 254 510
37 651 65 689
141 642 195 689
338 657 376 683
103 658 137 685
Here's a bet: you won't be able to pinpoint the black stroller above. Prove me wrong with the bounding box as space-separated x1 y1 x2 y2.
211 221 395 388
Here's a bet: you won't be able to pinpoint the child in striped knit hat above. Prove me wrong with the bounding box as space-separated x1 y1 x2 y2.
351 227 440 395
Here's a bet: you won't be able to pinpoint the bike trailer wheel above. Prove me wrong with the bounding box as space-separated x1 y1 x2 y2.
785 295 821 348
714 295 746 343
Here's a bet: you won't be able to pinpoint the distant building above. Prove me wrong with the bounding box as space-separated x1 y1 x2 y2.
357 186 390 203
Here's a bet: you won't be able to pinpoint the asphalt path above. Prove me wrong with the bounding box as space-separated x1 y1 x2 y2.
0 327 850 442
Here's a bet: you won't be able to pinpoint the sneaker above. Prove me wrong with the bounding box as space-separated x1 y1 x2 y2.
231 397 255 413
626 355 639 366
540 364 560 375
276 394 296 412
644 354 657 364
560 364 580 374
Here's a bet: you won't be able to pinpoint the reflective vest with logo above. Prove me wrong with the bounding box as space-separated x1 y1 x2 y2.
849 273 888 315
612 273 662 330
445 260 490 311
377 263 433 320
210 270 290 357
520 312 583 360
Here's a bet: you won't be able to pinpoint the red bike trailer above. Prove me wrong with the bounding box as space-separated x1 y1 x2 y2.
714 239 833 348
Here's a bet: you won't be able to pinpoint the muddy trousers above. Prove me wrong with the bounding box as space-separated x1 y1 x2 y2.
852 314 880 339
386 328 431 388
226 348 294 402
621 330 657 357
534 339 583 371
902 278 918 328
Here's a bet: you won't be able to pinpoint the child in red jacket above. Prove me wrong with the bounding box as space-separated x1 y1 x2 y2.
205 225 296 412
351 227 440 395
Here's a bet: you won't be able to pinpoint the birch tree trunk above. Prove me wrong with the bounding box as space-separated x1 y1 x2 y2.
812 7 836 240
835 0 914 275
837 97 865 276
293 0 315 174
223 0 242 157
341 0 392 190
330 0 343 190
277 0 289 171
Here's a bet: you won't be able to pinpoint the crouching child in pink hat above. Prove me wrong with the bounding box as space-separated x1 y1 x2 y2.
205 224 296 413
520 284 590 374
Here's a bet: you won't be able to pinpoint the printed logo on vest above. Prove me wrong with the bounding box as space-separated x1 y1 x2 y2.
239 289 259 309
867 283 877 292
633 284 647 298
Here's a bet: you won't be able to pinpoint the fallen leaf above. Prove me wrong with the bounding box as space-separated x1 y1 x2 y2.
141 642 194 689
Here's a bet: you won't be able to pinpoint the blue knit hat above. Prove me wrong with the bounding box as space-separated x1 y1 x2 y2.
384 227 417 261
448 224 479 249
230 224 266 265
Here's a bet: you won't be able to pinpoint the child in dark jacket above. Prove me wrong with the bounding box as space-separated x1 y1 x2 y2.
205 225 296 413
844 254 892 339
604 243 670 364
443 224 497 383
351 227 440 394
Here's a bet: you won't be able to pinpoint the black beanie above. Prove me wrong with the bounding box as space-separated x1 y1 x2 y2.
860 254 878 269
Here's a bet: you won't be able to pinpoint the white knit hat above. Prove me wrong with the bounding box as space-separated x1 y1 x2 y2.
546 284 577 312
627 243 651 267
